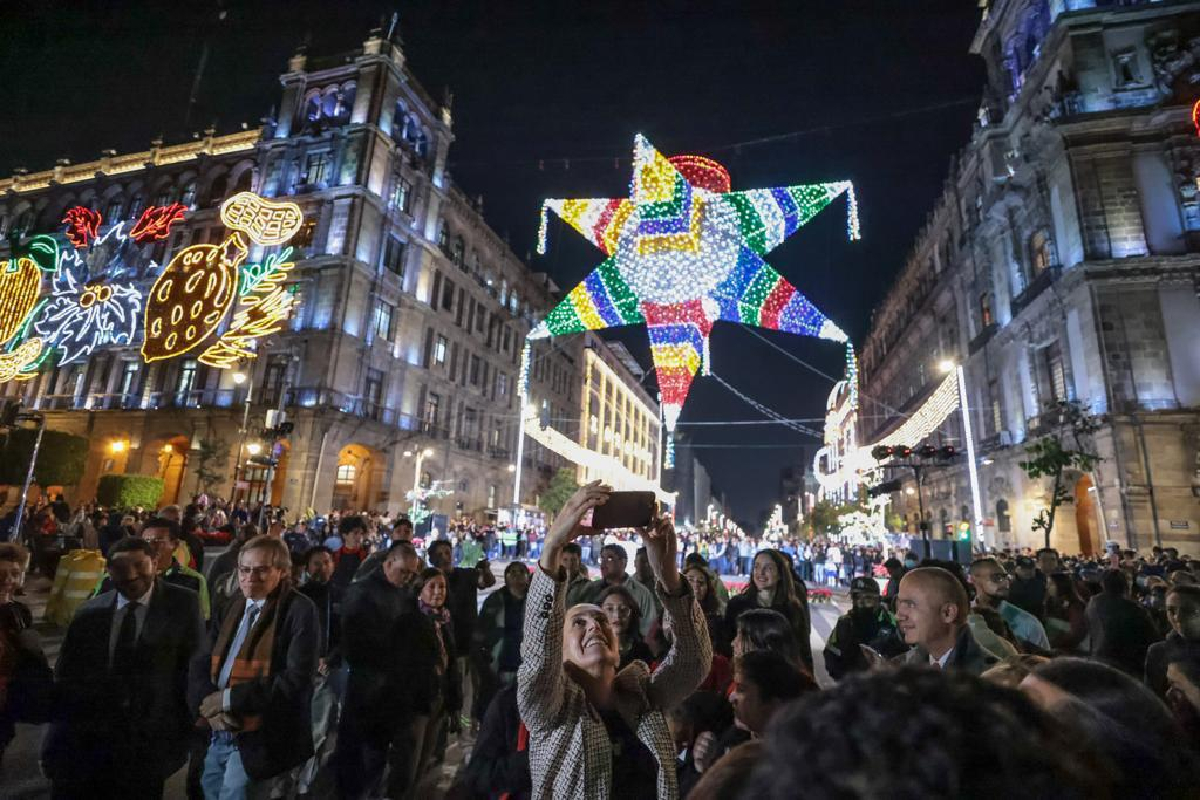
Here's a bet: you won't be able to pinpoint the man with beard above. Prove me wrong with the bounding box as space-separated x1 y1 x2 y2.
822 577 906 680
969 558 1051 651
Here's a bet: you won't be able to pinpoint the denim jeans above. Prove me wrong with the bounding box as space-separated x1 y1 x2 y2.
202 733 271 800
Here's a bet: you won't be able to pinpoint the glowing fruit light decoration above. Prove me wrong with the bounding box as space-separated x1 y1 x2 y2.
141 192 302 368
0 236 58 381
530 134 858 438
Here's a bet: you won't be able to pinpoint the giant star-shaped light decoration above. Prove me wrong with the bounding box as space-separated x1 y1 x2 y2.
530 134 859 432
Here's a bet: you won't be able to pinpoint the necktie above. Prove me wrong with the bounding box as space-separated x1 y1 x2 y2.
112 601 139 676
218 603 260 689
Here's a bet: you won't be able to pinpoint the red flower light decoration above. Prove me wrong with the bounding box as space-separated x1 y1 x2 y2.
61 207 102 249
130 204 187 244
1193 99 1200 137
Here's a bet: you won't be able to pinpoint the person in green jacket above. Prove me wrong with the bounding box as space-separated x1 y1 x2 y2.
92 519 211 620
459 531 485 568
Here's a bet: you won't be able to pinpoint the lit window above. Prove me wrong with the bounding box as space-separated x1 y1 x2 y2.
434 335 448 365
336 464 356 486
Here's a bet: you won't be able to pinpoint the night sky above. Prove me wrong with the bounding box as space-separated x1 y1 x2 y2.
0 1 984 528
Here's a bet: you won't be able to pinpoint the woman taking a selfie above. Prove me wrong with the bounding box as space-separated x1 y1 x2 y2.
518 481 712 798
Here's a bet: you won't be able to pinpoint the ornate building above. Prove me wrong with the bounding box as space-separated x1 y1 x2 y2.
858 0 1200 553
0 28 576 520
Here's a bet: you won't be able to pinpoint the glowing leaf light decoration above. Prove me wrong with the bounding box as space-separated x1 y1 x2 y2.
530 135 858 442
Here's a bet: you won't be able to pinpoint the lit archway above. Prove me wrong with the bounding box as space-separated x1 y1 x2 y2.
1075 474 1099 556
331 443 378 512
157 435 191 507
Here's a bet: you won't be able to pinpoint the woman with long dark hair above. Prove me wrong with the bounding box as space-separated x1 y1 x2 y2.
724 549 812 671
414 566 462 792
684 564 732 657
598 584 655 669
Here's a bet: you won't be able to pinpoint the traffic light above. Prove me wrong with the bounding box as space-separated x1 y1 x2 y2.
893 444 913 459
938 444 958 460
917 444 938 459
870 444 894 460
867 478 903 498
957 521 971 541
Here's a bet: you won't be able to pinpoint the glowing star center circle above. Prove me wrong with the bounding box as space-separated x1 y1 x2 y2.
613 189 743 305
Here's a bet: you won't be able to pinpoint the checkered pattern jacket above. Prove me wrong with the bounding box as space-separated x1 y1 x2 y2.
518 567 712 799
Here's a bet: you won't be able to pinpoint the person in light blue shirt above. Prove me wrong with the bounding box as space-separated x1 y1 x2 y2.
969 557 1051 651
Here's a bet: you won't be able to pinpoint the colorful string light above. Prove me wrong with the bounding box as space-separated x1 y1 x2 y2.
219 192 304 246
61 207 102 249
531 134 858 436
130 204 187 243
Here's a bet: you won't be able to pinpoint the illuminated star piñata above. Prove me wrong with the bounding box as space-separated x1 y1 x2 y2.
530 134 859 433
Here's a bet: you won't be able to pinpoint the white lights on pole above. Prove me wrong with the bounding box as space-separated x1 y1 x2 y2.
956 364 984 548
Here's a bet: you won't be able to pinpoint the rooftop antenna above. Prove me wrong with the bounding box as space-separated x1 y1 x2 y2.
386 11 400 42
184 1 228 130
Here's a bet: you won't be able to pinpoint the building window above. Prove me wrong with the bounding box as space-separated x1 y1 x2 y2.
1112 49 1143 88
373 301 395 341
434 335 448 365
423 392 441 432
488 484 497 508
437 223 448 250
1029 230 1054 274
154 187 174 207
262 356 288 406
392 177 413 214
502 326 512 352
497 372 508 398
996 499 1011 533
383 236 405 277
292 218 316 249
364 368 383 416
442 278 455 311
469 355 481 386
180 181 198 210
476 307 486 333
452 236 465 269
176 359 198 403
1037 341 1067 405
980 292 993 328
119 361 139 405
336 464 356 486
305 152 332 186
104 199 123 221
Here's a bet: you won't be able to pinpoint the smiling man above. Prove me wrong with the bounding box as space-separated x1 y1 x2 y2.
894 566 998 676
969 558 1051 651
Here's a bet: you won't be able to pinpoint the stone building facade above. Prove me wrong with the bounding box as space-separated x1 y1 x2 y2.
0 29 576 520
858 0 1200 553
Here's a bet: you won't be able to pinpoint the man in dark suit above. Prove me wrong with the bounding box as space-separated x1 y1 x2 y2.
190 535 318 799
333 540 439 799
43 537 204 799
1087 568 1161 676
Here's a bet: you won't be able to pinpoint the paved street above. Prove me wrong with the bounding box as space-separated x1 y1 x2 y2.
0 556 846 798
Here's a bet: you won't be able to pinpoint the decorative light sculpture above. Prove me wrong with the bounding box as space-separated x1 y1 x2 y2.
529 134 858 440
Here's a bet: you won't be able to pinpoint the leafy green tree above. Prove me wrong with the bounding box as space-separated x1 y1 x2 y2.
192 436 228 496
1018 400 1100 548
96 474 165 509
538 467 579 517
0 429 89 487
808 500 841 536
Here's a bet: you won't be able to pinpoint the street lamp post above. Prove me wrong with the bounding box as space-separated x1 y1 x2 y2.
228 370 251 503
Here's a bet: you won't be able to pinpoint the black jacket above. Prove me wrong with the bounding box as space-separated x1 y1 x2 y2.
340 571 443 720
1086 591 1161 676
44 581 204 781
299 579 344 662
823 608 906 680
457 681 531 799
1145 632 1200 698
0 601 51 751
188 585 319 781
725 590 813 672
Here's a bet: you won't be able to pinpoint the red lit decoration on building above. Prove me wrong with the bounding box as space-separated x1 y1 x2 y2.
130 203 187 243
61 207 102 248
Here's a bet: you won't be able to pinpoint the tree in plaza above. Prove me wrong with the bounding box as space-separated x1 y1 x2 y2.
538 467 579 517
1018 400 1100 549
191 436 228 497
808 500 842 537
0 428 89 488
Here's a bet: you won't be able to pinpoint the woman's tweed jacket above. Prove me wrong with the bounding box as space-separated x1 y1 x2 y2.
518 567 712 799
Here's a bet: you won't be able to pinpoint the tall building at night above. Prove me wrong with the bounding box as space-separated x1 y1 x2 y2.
857 0 1200 553
0 28 577 520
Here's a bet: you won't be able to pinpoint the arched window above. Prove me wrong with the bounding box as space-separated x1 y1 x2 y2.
104 197 123 221
1030 230 1054 274
338 83 356 117
321 88 339 118
437 223 448 250
452 235 465 268
996 499 1011 533
232 169 253 195
180 180 198 210
153 185 174 207
335 463 356 486
305 92 322 122
207 174 229 207
12 209 32 238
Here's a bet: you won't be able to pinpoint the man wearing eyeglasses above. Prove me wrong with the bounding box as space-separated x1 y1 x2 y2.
969 558 1051 651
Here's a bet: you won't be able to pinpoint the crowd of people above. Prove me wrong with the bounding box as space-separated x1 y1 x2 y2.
0 485 1197 798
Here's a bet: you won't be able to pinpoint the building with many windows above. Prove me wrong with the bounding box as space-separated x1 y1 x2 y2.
0 28 575 520
857 0 1200 553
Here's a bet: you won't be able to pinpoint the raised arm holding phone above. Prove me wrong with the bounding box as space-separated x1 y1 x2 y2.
519 481 711 798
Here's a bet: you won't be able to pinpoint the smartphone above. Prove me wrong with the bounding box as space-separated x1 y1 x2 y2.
590 491 657 530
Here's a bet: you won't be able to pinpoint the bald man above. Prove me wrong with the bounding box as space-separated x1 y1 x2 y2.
894 566 999 675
